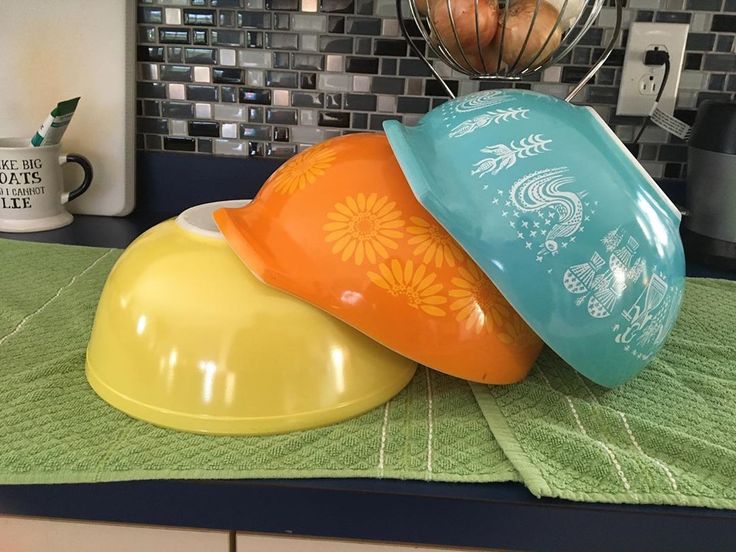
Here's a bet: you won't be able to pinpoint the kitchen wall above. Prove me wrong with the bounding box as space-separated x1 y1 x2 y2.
136 0 736 178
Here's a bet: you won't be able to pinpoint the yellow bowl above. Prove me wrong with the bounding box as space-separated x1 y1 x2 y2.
85 201 417 435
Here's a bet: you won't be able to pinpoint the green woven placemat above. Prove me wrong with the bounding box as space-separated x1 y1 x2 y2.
4 236 736 511
471 278 736 510
0 238 516 485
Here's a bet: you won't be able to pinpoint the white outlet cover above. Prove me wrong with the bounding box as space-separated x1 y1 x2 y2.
616 22 689 117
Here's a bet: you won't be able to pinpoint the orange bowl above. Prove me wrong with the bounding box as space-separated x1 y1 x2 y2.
215 133 542 383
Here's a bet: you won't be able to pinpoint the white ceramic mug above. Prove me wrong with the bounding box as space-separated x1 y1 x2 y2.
0 138 93 232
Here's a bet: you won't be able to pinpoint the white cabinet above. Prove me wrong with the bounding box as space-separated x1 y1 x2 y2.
0 516 230 552
236 533 496 551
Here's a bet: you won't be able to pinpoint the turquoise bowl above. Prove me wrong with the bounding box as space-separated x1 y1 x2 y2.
384 89 685 388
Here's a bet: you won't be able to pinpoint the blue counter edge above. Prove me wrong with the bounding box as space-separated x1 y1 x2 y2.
1 151 735 551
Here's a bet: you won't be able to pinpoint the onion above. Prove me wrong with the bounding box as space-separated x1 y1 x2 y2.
490 0 562 71
481 38 504 73
415 0 429 15
429 0 499 72
545 0 585 31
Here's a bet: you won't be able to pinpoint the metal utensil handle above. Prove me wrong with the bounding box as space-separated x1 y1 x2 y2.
566 0 623 101
398 0 623 102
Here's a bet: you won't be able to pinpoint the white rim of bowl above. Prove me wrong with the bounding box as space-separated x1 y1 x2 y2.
176 199 252 239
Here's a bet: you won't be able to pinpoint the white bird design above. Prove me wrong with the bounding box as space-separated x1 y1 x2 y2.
509 167 585 253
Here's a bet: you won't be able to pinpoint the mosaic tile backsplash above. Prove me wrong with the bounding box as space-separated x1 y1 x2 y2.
136 0 736 178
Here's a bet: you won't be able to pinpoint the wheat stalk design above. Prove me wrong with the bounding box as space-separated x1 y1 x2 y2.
470 134 552 177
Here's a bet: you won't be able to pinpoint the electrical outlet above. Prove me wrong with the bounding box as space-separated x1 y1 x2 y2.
616 23 689 117
639 74 660 95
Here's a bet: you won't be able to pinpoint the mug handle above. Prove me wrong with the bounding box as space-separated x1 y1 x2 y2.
59 153 93 204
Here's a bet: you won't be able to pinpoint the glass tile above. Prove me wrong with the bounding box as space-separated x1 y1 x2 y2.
159 28 190 43
239 88 273 104
183 9 216 25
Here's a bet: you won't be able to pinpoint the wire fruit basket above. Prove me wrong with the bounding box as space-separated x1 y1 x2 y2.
397 0 623 100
